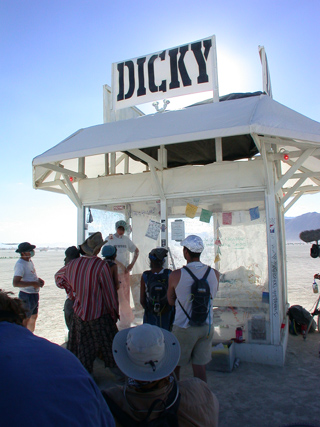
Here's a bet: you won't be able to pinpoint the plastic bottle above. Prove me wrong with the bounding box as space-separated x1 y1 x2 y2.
236 327 243 342
313 280 319 293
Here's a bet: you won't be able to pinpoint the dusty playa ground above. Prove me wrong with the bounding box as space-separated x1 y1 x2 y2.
93 331 320 427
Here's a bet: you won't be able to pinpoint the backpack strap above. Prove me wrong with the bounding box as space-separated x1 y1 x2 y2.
183 265 211 281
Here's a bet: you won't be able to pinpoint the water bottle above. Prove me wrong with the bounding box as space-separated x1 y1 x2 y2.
236 327 243 342
313 281 319 293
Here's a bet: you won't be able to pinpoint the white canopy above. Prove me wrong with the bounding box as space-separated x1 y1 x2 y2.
33 94 320 166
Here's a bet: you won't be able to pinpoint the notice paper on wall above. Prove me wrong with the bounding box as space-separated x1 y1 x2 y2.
171 220 185 242
145 220 161 240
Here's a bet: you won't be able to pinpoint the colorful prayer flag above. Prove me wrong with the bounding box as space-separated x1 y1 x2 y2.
249 206 260 221
200 208 212 223
185 203 198 218
222 212 232 225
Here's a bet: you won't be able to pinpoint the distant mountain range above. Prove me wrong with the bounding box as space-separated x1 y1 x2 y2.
285 212 320 242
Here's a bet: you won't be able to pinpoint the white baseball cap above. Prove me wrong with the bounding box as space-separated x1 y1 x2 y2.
180 235 204 253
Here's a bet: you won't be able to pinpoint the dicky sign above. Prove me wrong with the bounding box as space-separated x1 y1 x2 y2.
112 36 218 110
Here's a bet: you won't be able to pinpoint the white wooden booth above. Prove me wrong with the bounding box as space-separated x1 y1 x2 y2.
32 85 320 365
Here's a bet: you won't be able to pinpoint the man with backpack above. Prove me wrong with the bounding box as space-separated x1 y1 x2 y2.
167 235 220 383
102 324 219 426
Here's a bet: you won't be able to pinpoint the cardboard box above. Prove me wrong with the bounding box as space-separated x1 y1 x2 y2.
206 340 235 372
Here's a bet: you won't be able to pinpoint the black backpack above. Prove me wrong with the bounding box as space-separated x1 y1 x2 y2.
178 266 212 326
287 305 316 334
145 269 171 314
102 381 180 427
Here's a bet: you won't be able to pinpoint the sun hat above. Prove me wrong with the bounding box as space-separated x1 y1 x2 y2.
80 232 107 256
101 245 117 258
16 242 36 254
149 248 168 261
180 235 204 253
115 220 127 231
112 324 180 382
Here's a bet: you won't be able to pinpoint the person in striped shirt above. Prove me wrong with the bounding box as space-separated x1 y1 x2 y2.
55 232 119 373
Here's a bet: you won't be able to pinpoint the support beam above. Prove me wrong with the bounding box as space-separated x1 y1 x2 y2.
215 137 222 162
110 153 116 174
35 169 53 186
269 148 320 161
260 141 272 194
104 153 109 175
284 193 304 214
40 163 86 179
57 180 81 209
280 177 307 206
149 165 166 200
63 174 82 209
128 149 164 171
275 148 316 193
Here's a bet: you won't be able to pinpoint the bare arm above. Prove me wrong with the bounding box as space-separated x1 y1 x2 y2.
112 265 120 290
13 276 44 289
126 247 139 273
140 274 146 308
167 269 181 306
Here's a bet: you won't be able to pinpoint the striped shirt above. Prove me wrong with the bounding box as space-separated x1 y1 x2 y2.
55 256 119 322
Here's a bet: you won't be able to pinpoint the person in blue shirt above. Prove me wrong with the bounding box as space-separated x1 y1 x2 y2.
0 290 115 427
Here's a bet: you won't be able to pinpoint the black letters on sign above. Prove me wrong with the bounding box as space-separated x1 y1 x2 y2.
116 38 213 103
137 57 146 97
148 50 167 93
191 39 212 84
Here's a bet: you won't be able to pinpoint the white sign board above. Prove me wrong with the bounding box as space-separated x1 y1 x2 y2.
112 36 218 110
171 220 185 242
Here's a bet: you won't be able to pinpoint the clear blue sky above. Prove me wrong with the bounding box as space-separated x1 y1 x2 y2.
1 0 320 245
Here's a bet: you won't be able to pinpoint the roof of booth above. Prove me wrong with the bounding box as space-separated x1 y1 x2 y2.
33 93 320 167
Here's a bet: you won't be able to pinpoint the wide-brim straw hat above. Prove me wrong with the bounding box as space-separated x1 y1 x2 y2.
80 232 108 256
112 324 180 382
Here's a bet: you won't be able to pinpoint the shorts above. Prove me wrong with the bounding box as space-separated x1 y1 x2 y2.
172 323 214 366
19 291 39 318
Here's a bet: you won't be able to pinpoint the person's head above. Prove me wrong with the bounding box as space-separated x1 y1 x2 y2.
64 246 80 265
101 245 117 260
180 235 204 261
115 220 127 236
0 290 27 327
15 242 36 260
112 324 180 384
80 232 107 256
149 248 168 269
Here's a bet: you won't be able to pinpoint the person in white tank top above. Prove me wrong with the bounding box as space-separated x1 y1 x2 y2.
167 235 220 383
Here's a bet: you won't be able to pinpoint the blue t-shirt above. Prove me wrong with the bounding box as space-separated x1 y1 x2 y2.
0 322 115 427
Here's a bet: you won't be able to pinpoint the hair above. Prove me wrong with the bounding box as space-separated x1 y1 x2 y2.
184 247 201 260
149 257 164 269
0 290 27 326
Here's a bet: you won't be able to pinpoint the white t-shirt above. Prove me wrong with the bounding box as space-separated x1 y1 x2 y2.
13 258 39 294
104 234 137 267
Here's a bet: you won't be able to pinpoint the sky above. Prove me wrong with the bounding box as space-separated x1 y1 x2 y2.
1 0 320 246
